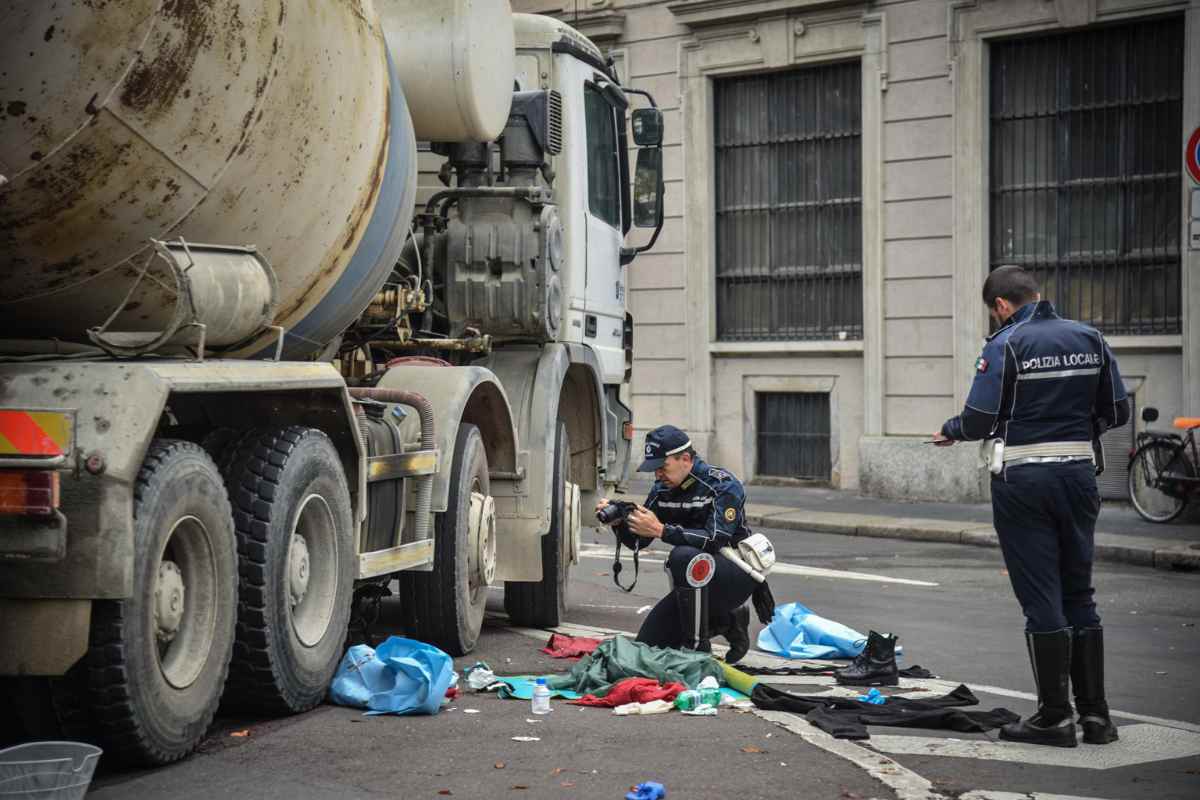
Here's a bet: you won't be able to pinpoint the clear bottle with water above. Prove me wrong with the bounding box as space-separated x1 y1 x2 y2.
531 677 552 714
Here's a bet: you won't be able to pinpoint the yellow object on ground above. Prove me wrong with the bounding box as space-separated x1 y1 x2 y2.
721 662 759 696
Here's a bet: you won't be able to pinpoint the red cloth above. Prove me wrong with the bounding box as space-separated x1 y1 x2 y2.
540 632 602 659
568 677 685 708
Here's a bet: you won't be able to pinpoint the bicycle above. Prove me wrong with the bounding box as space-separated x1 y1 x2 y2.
1127 407 1200 523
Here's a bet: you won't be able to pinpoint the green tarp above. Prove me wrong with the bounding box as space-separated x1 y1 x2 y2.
545 636 724 697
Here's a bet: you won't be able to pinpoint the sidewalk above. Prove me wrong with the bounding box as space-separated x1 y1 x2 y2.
618 481 1200 572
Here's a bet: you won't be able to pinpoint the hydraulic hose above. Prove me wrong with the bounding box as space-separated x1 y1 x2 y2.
349 388 436 549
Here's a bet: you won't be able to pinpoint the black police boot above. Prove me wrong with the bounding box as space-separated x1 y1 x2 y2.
1000 629 1077 748
711 604 751 664
674 587 710 652
1071 626 1118 745
835 631 899 687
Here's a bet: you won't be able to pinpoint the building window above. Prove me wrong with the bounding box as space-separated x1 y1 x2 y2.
714 62 863 342
584 84 622 229
756 392 832 481
989 17 1184 335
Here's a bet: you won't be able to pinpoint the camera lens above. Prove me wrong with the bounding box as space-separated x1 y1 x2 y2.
596 503 623 524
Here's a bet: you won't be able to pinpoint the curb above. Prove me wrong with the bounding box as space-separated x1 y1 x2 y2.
745 510 1200 573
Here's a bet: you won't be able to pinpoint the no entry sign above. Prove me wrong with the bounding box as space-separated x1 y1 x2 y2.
1187 126 1200 185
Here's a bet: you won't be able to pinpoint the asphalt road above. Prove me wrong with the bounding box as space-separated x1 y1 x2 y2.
88 526 1200 800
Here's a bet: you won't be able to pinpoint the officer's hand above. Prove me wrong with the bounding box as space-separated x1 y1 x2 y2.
931 432 956 447
626 505 664 539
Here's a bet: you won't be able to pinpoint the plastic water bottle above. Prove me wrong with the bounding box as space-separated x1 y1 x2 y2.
531 677 552 714
674 689 701 711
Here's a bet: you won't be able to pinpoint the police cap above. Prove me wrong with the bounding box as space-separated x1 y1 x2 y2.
637 425 692 472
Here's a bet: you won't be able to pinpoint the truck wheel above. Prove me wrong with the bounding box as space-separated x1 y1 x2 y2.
219 427 354 713
400 423 492 656
87 440 237 765
504 422 573 628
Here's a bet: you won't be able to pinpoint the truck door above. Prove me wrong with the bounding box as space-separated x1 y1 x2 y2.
581 82 626 384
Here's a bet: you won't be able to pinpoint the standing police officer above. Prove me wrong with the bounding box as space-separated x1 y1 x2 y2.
936 266 1123 748
595 425 761 663
933 266 1129 748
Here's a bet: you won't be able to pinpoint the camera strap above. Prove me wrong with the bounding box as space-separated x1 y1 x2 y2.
612 539 640 593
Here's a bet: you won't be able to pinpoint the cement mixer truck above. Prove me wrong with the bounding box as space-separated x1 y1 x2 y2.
0 0 665 765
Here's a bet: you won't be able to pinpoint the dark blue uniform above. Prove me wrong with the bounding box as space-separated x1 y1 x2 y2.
940 300 1129 632
620 459 757 649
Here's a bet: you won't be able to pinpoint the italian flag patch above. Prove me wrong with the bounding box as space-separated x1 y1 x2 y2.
975 357 988 373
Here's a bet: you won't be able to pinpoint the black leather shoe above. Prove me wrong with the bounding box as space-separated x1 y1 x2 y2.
835 631 899 687
1071 626 1119 744
719 605 751 664
1000 711 1078 748
1000 629 1077 748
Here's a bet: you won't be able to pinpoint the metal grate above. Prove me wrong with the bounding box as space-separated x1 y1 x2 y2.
756 392 832 481
715 63 863 341
989 17 1184 336
1097 394 1136 500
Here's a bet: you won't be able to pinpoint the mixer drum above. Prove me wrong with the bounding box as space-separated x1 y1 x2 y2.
0 0 418 358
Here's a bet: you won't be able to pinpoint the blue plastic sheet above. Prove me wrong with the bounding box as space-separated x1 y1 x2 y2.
329 637 455 715
756 602 873 660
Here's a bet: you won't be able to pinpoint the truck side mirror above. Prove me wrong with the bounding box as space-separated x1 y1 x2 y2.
633 148 664 229
1142 406 1159 423
631 108 663 147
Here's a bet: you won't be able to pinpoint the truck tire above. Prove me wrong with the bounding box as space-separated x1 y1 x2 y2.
87 440 237 765
400 423 492 656
218 427 354 714
504 422 572 628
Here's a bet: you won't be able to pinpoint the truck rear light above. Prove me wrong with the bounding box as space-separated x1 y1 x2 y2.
622 421 634 441
0 470 60 516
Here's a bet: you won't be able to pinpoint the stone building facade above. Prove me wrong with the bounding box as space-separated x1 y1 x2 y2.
513 0 1199 502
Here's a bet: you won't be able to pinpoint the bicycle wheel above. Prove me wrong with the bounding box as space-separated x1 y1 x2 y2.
1128 440 1193 523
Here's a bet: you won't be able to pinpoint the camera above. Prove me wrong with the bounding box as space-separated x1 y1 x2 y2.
596 500 636 526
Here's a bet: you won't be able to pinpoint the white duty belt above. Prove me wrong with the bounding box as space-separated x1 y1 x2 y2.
1002 440 1094 464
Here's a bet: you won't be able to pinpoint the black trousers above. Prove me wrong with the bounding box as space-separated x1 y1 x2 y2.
635 545 758 649
991 461 1102 633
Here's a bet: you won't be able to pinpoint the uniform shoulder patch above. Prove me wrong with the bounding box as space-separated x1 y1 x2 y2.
975 356 988 373
724 507 737 522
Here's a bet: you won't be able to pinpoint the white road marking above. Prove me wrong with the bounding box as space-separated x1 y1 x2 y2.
962 792 1133 800
914 679 1200 735
753 709 950 800
867 723 1200 770
495 615 1200 792
578 544 939 587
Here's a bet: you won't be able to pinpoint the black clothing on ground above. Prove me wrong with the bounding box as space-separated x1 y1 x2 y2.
750 683 1020 741
737 664 935 679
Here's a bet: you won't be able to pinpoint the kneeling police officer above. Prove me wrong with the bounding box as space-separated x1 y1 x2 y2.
595 425 761 663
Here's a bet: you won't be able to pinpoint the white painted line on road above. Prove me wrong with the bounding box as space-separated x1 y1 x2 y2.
578 544 940 587
499 615 1200 788
962 792 1134 800
753 709 949 800
867 723 1200 770
915 678 1200 735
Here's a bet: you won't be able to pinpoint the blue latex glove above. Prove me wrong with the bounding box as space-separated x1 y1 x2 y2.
856 688 886 705
625 781 666 800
